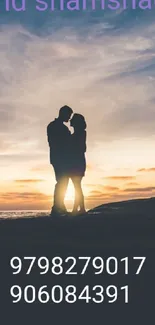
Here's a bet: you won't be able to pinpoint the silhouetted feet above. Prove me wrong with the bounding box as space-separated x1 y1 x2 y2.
50 207 68 217
71 209 86 216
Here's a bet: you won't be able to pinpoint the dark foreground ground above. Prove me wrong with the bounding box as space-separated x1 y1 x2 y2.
0 197 155 324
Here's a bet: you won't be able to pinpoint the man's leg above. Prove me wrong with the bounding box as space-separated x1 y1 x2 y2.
54 175 69 211
52 166 69 213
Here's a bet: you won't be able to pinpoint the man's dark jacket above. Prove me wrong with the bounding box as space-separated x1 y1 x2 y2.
47 118 71 171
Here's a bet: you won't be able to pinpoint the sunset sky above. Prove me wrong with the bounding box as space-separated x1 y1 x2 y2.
0 2 155 210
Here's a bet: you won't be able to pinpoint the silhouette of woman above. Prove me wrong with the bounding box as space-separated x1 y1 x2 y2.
70 114 87 215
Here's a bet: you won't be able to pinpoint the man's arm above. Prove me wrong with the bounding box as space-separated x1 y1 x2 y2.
47 123 53 147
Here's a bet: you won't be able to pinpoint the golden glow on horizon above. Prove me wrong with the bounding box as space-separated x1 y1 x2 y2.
1 165 155 210
1 135 155 210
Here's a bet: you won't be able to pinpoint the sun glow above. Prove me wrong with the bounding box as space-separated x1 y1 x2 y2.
65 181 75 201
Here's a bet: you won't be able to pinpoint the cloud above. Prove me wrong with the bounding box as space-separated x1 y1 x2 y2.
105 176 136 181
125 182 139 186
86 193 110 202
15 179 45 183
138 168 155 172
1 14 155 156
88 190 104 197
85 184 155 208
123 187 155 193
0 191 50 201
0 191 51 210
103 186 119 191
31 164 50 172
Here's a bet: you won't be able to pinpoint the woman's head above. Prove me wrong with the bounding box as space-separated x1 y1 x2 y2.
70 114 87 130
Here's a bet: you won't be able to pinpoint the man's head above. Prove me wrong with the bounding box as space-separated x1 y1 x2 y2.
59 105 73 122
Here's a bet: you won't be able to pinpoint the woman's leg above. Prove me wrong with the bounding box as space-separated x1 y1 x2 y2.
72 176 85 213
72 177 79 213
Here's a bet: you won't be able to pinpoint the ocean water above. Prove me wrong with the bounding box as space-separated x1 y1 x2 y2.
0 211 50 220
0 209 87 220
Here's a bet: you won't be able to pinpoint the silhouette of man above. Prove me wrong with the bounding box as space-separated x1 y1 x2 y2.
47 105 73 216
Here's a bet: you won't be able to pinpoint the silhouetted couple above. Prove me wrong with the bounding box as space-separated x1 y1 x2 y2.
47 105 87 217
